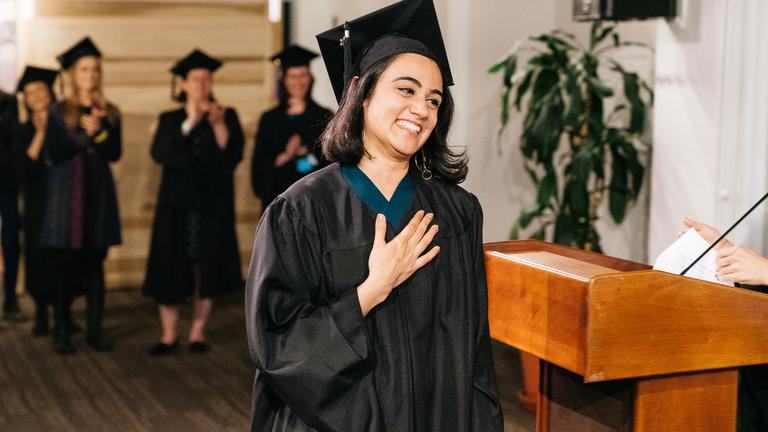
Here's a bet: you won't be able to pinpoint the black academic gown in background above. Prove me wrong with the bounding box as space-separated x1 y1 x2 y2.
250 100 331 211
245 163 504 432
143 108 244 305
0 91 19 189
16 122 52 302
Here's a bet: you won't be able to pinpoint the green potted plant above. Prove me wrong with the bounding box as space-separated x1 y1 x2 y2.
489 20 653 252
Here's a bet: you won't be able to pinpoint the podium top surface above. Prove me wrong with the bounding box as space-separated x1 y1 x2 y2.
487 250 621 282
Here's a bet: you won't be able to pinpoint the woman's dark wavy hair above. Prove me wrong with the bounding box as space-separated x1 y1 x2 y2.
321 54 467 184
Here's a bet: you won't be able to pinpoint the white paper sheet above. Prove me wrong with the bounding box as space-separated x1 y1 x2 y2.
652 228 733 286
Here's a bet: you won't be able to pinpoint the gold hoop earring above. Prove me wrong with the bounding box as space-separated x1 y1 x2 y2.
415 149 432 181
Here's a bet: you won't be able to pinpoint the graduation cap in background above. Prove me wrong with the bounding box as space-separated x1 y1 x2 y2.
57 36 102 70
270 45 319 71
16 66 59 93
316 0 453 103
169 48 223 101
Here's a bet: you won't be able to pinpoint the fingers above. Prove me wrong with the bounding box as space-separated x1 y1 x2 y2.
373 213 387 247
718 272 738 282
414 245 441 269
415 224 439 255
682 217 698 228
408 212 434 247
397 210 425 241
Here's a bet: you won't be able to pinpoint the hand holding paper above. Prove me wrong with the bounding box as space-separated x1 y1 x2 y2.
653 228 733 286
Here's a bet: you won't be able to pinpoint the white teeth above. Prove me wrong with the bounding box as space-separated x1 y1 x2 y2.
396 120 421 133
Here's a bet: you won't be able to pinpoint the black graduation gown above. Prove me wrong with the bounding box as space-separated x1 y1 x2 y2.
143 108 244 305
250 100 332 211
39 102 122 251
16 122 51 300
245 163 504 432
0 91 19 189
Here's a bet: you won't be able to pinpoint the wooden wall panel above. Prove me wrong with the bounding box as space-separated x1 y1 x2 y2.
21 0 280 289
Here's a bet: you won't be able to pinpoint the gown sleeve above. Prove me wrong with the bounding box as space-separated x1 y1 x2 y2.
150 113 195 169
245 197 380 431
92 107 121 162
215 108 244 172
250 112 276 202
468 195 505 431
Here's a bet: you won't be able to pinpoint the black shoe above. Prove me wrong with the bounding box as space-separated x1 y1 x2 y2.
188 341 210 354
149 341 178 356
86 333 113 352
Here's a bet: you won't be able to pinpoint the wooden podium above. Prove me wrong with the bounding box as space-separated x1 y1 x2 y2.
485 240 768 431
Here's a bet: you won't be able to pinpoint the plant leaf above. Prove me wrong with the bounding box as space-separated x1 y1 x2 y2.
514 69 535 110
587 76 614 98
608 145 628 223
531 223 547 240
553 212 575 246
509 222 521 240
519 204 542 229
537 170 557 208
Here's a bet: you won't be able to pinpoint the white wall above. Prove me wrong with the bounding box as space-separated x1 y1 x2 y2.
649 0 768 260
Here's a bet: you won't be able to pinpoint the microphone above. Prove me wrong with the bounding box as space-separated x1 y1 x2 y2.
681 191 768 275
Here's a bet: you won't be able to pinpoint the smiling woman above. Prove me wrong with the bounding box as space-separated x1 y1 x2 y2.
250 45 332 212
244 1 503 431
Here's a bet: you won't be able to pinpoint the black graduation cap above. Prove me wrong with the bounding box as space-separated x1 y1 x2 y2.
57 37 102 69
169 49 223 101
316 0 453 103
270 45 319 71
16 66 58 93
170 48 223 78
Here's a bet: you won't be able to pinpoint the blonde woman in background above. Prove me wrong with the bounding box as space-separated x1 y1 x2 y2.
40 37 122 354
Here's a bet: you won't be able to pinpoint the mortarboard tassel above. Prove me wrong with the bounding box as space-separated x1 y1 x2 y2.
341 21 352 99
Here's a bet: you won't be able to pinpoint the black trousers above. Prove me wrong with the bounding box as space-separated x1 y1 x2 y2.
739 365 768 432
0 186 20 310
47 248 107 336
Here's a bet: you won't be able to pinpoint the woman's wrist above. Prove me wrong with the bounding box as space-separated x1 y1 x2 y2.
356 277 391 316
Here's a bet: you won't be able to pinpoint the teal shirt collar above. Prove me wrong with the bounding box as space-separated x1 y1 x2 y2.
340 164 415 230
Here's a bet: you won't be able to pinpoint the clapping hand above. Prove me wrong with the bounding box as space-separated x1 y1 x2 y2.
207 102 225 126
275 134 302 167
80 106 106 137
